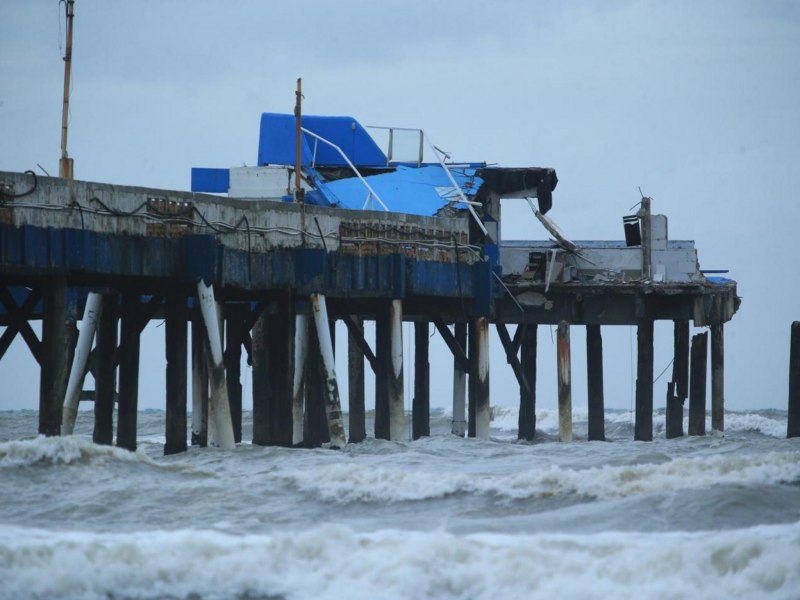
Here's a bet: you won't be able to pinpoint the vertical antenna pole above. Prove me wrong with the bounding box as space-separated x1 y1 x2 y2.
59 0 75 179
294 78 304 202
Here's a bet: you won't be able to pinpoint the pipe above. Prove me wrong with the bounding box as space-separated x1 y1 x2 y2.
196 280 236 449
62 291 102 435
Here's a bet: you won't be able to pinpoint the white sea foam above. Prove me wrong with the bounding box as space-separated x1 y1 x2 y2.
0 435 155 468
1 522 798 600
277 450 800 503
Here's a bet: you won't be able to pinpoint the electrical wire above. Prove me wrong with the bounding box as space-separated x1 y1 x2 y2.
0 171 37 200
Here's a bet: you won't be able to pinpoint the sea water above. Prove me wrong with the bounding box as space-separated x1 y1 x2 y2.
0 407 798 600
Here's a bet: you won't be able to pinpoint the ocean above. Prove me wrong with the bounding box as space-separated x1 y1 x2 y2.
1 407 798 600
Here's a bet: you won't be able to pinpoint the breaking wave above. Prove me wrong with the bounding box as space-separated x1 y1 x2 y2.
0 436 156 468
2 522 798 600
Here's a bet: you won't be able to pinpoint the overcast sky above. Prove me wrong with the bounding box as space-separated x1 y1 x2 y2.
1 1 799 416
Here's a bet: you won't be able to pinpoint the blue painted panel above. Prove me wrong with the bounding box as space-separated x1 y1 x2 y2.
181 235 217 283
22 225 48 268
191 168 230 193
257 113 387 168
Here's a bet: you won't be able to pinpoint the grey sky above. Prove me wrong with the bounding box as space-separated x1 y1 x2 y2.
1 1 799 413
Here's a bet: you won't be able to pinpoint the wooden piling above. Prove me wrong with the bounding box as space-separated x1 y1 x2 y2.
225 311 244 444
164 294 188 455
303 326 329 447
267 293 296 447
689 331 708 436
292 315 309 445
413 321 430 440
251 312 269 445
39 277 68 436
586 324 605 441
191 314 209 447
519 324 537 441
789 321 800 438
375 310 390 440
666 320 689 439
468 317 491 439
375 302 405 441
634 318 654 441
347 316 366 443
711 324 724 434
452 322 467 437
556 320 572 442
93 294 117 445
116 293 140 451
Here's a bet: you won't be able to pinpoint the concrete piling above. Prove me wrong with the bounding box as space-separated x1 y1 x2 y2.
556 320 572 442
586 324 605 441
310 293 346 448
62 291 102 435
93 294 117 446
375 301 405 441
789 321 800 438
634 318 654 442
164 295 188 455
116 293 140 451
39 276 69 437
224 311 244 444
469 317 491 440
689 331 708 436
292 314 309 445
413 321 430 440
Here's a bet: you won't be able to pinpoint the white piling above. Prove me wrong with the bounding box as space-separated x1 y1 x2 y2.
474 317 491 439
62 291 103 435
310 293 347 448
292 314 309 445
196 280 236 449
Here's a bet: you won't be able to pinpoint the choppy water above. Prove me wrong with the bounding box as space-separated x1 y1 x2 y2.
1 407 798 600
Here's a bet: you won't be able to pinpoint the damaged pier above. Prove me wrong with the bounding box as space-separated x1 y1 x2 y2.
0 111 739 450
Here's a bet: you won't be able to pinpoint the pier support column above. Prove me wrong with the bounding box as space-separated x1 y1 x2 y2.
116 293 141 451
586 324 605 441
519 324 537 441
711 324 724 435
39 276 68 436
225 309 245 444
666 320 689 439
303 325 329 447
789 322 800 438
634 318 654 441
310 293 346 448
689 331 708 436
347 316 366 443
556 321 572 442
469 317 490 440
293 315 309 445
451 322 467 437
93 294 118 446
197 280 235 449
376 301 405 441
165 294 188 455
191 314 209 447
413 321 430 440
63 291 102 435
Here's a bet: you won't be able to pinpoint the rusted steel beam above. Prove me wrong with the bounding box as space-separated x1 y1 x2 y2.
634 318 654 441
711 324 724 434
586 324 605 441
689 331 708 436
557 320 572 442
432 316 469 373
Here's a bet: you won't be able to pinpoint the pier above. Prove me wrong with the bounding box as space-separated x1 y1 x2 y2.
0 113 740 450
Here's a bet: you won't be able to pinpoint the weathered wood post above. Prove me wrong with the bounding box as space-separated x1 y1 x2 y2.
375 301 405 441
293 314 309 445
666 320 689 438
310 293 346 448
93 293 118 445
556 320 572 442
469 317 491 439
191 314 208 447
62 291 102 435
39 276 69 436
347 316 366 443
251 311 269 445
689 331 708 436
116 293 140 451
711 324 724 435
586 324 605 441
196 280 235 449
519 324 537 441
634 318 654 441
164 294 188 455
413 321 430 440
451 322 467 437
225 309 244 444
789 321 800 438
303 325 328 447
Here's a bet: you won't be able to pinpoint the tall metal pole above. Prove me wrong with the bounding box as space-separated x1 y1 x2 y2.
59 0 75 179
294 78 304 202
